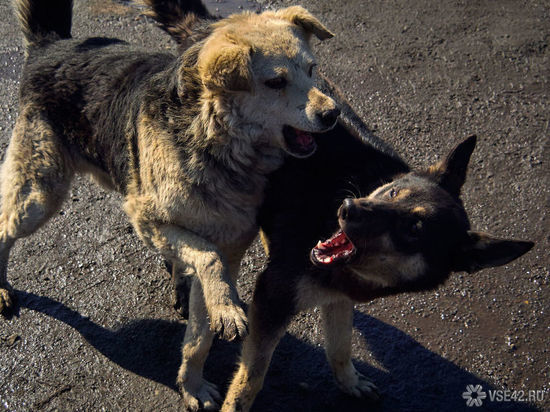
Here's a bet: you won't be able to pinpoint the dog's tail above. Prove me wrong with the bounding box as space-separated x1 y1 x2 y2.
141 0 214 45
13 0 73 53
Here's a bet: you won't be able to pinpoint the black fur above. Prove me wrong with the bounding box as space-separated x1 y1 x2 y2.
14 0 73 48
143 0 212 24
142 0 215 50
20 38 179 193
255 110 409 316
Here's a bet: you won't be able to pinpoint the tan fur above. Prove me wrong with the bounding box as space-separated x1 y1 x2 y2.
321 301 378 398
411 206 427 215
0 106 74 311
259 230 270 256
427 161 445 175
222 296 288 412
395 188 412 199
198 40 253 92
273 6 334 40
347 235 427 286
1 4 338 410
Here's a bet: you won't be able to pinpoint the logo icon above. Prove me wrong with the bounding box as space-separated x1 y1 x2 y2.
462 384 487 407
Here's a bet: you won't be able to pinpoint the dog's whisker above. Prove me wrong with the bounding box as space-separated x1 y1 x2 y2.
342 188 358 199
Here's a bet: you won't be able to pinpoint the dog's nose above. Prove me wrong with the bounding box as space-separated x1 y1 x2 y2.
340 198 357 221
317 107 340 128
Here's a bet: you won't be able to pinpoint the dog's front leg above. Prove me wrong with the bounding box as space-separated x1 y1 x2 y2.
169 260 195 318
222 266 293 412
128 219 247 409
321 300 380 400
131 220 248 340
221 303 287 412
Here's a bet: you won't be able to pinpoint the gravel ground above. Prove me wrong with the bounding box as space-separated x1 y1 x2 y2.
0 0 548 411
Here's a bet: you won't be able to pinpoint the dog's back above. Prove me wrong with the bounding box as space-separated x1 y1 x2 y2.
12 0 181 193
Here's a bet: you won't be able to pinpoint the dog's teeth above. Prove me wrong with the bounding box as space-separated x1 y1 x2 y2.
323 256 333 263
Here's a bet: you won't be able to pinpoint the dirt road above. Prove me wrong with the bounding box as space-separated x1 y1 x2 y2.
0 0 548 411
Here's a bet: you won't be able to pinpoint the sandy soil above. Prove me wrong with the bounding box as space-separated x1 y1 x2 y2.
0 0 548 411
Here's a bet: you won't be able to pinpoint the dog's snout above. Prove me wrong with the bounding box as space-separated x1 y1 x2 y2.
317 107 340 128
340 198 357 221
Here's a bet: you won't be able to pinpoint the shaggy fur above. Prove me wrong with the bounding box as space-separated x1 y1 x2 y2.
146 2 533 410
0 0 339 410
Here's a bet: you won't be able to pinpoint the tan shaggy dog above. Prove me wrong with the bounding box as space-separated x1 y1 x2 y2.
0 0 339 409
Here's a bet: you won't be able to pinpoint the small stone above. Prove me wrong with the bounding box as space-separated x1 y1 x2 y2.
6 334 20 347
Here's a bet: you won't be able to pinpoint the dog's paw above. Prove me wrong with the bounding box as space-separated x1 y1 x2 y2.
209 303 248 341
179 379 221 412
335 367 380 401
0 287 15 318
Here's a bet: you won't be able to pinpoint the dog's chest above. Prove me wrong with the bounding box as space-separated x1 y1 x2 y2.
201 216 259 246
162 186 263 245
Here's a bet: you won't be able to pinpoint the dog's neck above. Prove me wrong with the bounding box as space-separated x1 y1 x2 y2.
178 46 285 175
317 265 449 303
190 95 285 176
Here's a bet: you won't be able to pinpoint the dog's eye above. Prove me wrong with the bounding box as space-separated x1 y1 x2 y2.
389 188 398 198
308 64 317 77
264 77 287 90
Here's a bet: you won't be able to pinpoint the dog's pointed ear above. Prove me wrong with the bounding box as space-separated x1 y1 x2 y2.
427 135 477 197
276 6 334 41
453 231 534 273
198 39 253 93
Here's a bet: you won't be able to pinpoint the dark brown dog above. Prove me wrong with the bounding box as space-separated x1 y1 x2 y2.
221 133 533 411
163 127 534 412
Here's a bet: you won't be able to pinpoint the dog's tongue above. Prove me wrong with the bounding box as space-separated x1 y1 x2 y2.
296 130 314 148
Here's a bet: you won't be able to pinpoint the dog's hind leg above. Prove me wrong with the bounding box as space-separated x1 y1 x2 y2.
166 259 194 319
0 109 73 316
321 300 380 400
177 276 221 411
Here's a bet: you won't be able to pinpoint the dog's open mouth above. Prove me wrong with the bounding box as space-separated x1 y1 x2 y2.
311 229 356 267
282 126 317 158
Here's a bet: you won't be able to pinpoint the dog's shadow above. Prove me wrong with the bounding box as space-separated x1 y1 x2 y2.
16 290 536 411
